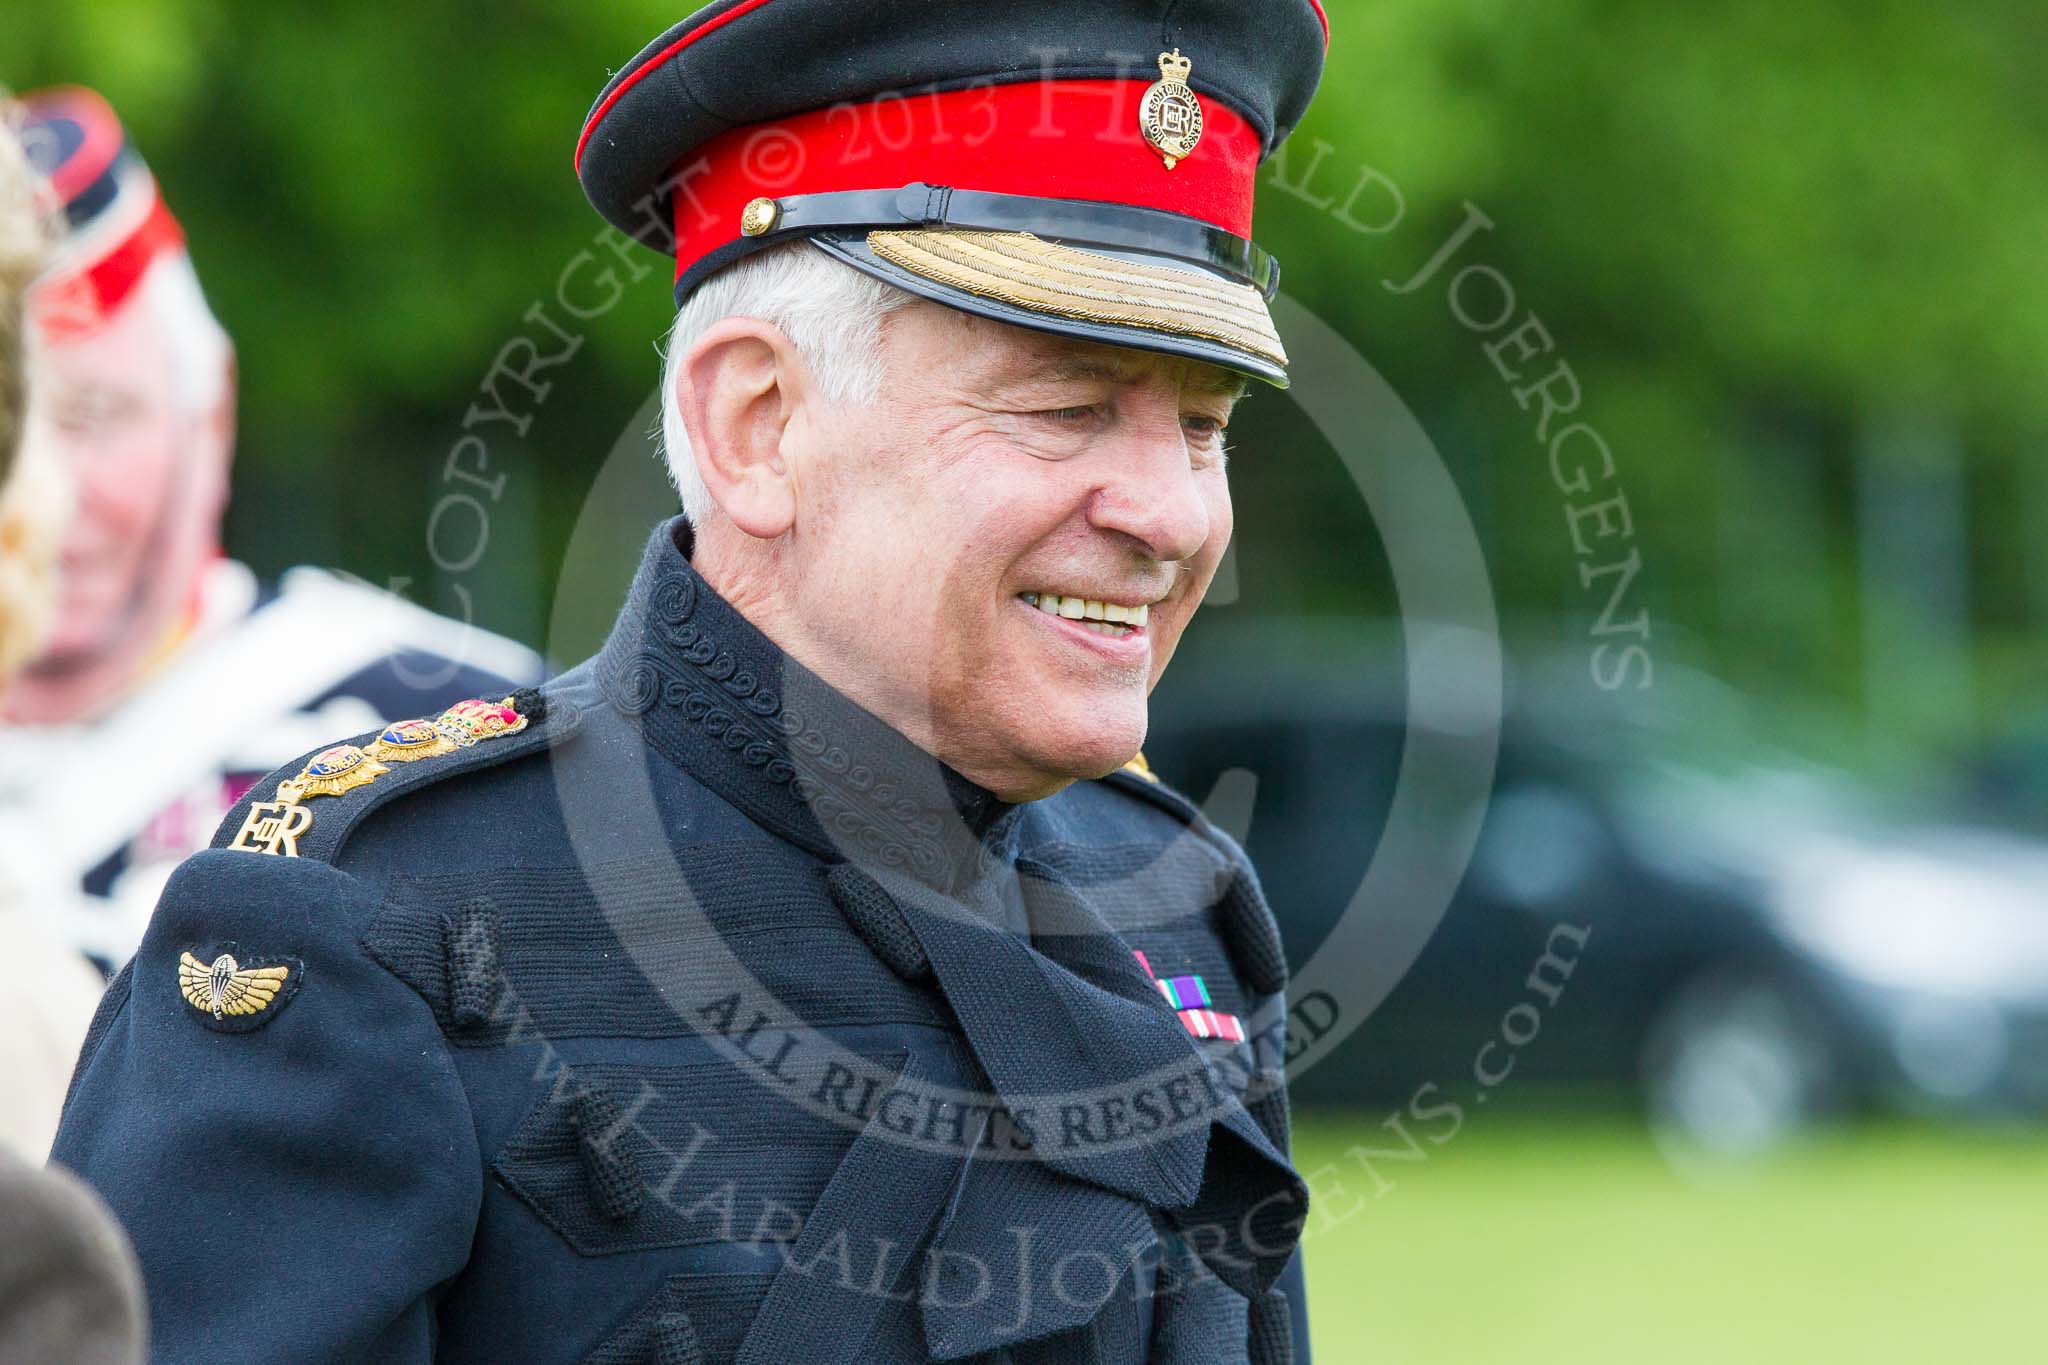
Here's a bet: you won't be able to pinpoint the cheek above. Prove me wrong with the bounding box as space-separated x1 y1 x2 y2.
46 343 186 538
802 402 1081 641
887 432 1072 572
82 421 182 529
1204 472 1235 553
1181 469 1235 595
903 488 1028 625
1144 473 1233 685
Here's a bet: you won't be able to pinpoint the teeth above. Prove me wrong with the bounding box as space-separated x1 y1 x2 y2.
1018 593 1151 631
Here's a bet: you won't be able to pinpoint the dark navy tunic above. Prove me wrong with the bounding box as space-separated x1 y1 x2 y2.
53 521 1310 1364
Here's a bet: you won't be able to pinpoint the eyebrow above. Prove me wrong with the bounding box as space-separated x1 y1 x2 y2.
1027 356 1133 386
1188 371 1254 402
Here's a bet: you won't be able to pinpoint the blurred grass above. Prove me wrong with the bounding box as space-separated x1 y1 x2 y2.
1293 1111 2047 1364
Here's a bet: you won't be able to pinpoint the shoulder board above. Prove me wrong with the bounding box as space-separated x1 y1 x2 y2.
209 687 580 866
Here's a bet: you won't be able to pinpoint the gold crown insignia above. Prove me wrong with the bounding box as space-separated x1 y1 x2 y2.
1140 49 1204 169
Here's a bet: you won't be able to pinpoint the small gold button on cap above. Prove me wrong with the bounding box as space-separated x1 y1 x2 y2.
740 197 780 236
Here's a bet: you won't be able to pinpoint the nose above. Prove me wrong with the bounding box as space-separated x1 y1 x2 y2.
1085 413 1212 564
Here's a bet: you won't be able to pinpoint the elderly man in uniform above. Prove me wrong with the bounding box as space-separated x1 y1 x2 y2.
0 88 542 972
55 2 1329 1361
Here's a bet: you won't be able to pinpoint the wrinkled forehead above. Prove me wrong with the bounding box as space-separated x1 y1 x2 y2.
902 301 1252 400
34 251 229 418
40 288 171 365
37 292 180 405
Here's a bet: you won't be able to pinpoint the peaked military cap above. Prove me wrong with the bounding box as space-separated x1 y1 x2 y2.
576 0 1330 386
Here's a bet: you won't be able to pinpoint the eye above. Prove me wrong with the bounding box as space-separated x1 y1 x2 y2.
53 397 105 437
51 386 137 439
1182 414 1228 440
1034 405 1103 426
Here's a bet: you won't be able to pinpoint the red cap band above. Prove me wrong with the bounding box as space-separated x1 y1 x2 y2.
30 196 187 337
668 79 1263 287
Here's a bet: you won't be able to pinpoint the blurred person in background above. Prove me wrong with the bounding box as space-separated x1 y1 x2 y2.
0 91 103 1163
0 90 145 1365
0 87 544 972
0 103 66 689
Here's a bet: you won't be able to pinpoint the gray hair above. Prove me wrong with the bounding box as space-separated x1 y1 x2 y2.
659 243 913 526
138 247 233 419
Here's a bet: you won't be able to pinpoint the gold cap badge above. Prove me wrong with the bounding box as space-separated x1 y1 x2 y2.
1139 49 1204 170
366 718 455 764
289 744 389 801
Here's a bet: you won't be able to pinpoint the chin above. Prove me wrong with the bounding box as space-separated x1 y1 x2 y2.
1023 694 1149 784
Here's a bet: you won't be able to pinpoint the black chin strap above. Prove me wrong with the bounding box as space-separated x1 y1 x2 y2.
677 181 1280 302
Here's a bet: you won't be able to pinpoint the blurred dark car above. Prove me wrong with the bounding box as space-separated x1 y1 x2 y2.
1145 621 2048 1150
1956 717 2048 837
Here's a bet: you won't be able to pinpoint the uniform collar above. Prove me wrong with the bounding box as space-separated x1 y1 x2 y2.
596 519 1021 888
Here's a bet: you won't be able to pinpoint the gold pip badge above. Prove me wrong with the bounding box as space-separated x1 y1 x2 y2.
1140 49 1204 170
227 699 532 858
225 745 384 858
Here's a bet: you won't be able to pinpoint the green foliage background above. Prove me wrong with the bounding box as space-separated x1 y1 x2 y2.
8 0 2044 755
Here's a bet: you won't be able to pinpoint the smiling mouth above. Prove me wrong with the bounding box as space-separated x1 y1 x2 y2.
1018 592 1150 638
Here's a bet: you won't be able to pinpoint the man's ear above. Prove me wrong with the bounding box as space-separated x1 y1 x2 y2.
675 317 809 540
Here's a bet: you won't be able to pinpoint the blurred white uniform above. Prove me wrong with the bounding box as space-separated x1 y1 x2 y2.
0 86 545 1161
0 556 540 994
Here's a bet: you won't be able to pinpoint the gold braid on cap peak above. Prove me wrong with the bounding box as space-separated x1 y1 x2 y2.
867 230 1288 371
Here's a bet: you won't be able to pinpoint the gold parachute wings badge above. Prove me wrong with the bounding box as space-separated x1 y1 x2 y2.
179 952 291 1021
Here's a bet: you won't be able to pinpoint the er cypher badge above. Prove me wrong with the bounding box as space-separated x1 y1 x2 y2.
1139 49 1204 170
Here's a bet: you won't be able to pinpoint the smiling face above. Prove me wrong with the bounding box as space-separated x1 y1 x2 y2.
38 297 187 657
3 252 236 723
694 300 1247 802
